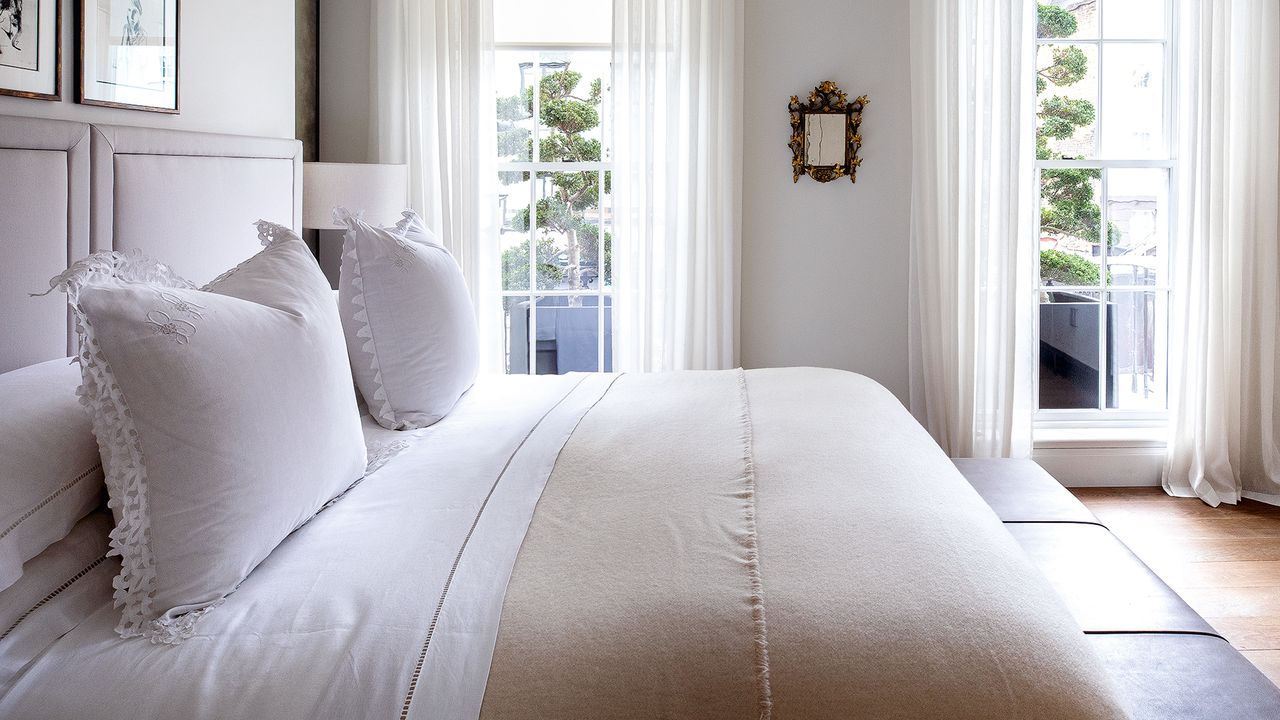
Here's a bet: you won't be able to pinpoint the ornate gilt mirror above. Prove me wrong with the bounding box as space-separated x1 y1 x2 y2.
788 81 868 183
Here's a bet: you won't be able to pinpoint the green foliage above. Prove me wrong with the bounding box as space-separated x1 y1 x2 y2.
1040 249 1100 286
497 64 605 292
1038 95 1095 140
1037 4 1078 38
502 235 563 291
1040 168 1120 246
1035 3 1111 272
1038 46 1089 87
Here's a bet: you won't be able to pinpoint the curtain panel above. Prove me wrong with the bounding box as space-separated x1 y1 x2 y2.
612 0 743 372
1164 0 1280 506
906 0 1037 458
369 0 503 372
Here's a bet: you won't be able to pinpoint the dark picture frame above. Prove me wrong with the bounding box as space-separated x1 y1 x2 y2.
78 0 178 113
0 0 63 101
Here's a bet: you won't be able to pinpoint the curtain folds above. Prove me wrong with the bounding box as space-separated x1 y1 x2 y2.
611 0 743 372
1163 0 1280 506
907 0 1037 458
369 0 502 372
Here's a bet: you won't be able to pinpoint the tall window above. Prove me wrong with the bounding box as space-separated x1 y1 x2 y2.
494 0 613 375
1034 0 1172 420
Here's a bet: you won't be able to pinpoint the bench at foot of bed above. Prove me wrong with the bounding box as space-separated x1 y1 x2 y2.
954 458 1280 720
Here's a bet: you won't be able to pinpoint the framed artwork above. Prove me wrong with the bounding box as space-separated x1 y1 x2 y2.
0 0 62 101
79 0 178 113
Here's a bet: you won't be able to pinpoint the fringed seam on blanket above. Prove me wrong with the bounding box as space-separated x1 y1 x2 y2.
735 368 774 720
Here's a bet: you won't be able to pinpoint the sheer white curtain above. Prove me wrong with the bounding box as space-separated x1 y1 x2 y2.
611 0 742 372
369 0 502 371
907 0 1037 457
1163 0 1280 506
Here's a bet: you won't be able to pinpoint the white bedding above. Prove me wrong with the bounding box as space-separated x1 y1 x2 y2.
0 373 613 719
0 369 1124 720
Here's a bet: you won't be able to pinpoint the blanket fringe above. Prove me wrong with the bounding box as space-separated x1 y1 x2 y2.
736 368 774 720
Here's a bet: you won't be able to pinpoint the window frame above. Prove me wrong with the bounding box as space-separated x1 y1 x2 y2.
494 41 614 375
1032 0 1176 429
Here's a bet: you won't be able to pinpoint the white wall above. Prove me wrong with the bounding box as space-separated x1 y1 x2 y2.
740 0 913 402
0 1 295 138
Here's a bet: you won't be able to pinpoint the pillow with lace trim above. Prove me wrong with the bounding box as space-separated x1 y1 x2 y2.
46 222 367 644
336 208 478 430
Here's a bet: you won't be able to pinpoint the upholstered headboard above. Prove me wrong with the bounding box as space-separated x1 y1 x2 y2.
0 115 302 373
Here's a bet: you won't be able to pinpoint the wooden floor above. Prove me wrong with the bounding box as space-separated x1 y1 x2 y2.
1072 487 1280 687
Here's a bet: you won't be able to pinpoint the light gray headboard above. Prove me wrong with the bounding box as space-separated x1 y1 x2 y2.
0 116 90 372
0 115 303 373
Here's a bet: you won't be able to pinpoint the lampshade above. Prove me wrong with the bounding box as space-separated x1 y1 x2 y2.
302 162 409 230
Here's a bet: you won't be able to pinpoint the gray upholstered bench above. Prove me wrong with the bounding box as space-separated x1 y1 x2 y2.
954 458 1280 720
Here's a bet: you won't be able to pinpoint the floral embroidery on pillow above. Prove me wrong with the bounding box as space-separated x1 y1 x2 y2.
157 291 205 320
144 310 197 344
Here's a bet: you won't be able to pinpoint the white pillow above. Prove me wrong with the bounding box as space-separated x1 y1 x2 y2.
0 511 115 694
50 222 367 644
0 358 105 592
337 209 478 430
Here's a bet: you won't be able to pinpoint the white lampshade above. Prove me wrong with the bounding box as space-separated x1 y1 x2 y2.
302 162 409 230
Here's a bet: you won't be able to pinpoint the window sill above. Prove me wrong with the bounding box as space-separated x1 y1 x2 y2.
1034 424 1167 450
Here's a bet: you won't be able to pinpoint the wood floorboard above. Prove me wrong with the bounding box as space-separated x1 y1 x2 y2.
1072 488 1280 688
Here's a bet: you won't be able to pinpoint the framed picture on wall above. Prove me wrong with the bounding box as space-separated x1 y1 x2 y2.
0 0 62 101
79 0 178 113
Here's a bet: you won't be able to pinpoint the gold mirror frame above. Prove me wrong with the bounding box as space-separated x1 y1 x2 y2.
788 81 868 184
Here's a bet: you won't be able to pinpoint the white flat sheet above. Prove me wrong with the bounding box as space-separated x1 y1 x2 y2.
0 373 614 720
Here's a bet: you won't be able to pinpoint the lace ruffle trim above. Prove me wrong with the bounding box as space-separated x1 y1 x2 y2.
338 208 401 429
200 221 300 290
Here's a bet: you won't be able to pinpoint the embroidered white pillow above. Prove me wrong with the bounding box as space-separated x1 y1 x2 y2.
49 222 367 644
337 209 479 430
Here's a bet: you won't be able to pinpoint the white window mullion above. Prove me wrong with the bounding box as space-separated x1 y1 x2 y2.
527 55 542 376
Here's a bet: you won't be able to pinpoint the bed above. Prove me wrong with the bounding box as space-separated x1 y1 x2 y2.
0 115 1276 719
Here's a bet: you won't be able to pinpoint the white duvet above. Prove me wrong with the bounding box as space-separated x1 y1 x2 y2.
0 373 614 719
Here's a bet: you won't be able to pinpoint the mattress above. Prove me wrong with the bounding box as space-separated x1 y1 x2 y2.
0 369 1128 719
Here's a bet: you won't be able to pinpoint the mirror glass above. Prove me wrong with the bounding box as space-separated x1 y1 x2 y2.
804 114 846 166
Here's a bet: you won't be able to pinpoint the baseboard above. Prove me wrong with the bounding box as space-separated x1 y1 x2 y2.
1033 445 1165 487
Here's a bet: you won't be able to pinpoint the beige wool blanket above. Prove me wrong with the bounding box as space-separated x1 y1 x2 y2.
481 368 1129 719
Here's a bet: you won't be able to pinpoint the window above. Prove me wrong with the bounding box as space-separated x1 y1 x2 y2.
494 0 613 375
1033 0 1172 422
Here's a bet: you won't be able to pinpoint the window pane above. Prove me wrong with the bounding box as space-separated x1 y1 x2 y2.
1036 44 1098 159
532 170 600 291
495 51 534 162
498 171 536 292
522 296 610 374
1037 0 1097 40
1100 44 1165 158
1039 291 1103 409
502 295 531 375
1039 169 1103 286
1106 291 1167 410
1102 0 1166 39
1106 168 1168 287
534 51 609 163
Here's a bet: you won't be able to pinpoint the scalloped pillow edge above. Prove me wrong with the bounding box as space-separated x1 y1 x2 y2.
49 221 293 644
338 208 438 431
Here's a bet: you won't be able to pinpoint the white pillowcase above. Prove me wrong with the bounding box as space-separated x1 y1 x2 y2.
51 222 367 644
0 358 105 592
337 209 478 430
0 511 115 695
